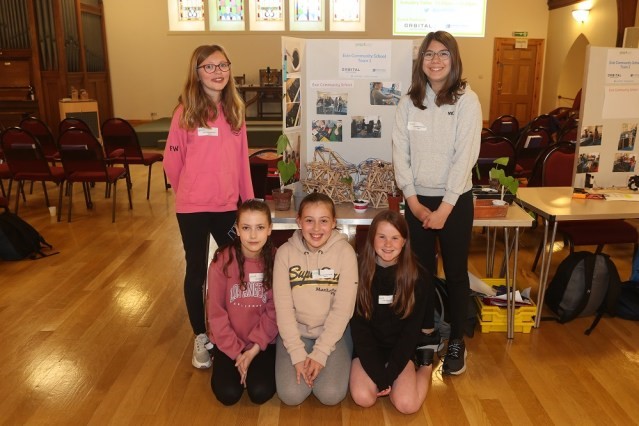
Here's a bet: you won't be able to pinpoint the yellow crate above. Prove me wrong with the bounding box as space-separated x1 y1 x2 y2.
475 278 536 330
478 319 534 334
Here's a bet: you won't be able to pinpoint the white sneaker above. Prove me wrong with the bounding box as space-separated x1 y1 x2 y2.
192 333 213 369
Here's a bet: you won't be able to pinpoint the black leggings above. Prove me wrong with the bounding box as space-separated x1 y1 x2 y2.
405 191 474 340
176 211 236 335
211 344 276 406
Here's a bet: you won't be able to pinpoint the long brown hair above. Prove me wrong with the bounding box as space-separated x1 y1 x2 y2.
408 31 467 109
177 44 245 132
356 210 424 320
212 200 275 291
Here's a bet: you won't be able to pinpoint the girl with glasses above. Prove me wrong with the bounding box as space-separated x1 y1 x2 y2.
164 44 253 370
392 31 482 376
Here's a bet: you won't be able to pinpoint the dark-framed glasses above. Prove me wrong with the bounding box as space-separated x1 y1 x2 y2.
197 62 231 73
423 50 451 62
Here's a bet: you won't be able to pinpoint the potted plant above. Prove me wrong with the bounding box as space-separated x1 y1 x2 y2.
488 157 519 200
272 134 297 210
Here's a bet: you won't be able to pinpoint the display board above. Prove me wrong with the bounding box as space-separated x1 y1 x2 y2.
281 37 413 184
576 46 639 188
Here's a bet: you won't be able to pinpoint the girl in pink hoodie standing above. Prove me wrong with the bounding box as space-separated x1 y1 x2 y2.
207 200 278 405
164 45 254 370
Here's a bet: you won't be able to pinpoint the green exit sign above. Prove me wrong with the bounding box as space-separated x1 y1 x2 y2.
513 31 528 37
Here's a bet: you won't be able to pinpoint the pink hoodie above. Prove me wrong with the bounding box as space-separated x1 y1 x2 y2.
163 105 254 213
207 248 278 360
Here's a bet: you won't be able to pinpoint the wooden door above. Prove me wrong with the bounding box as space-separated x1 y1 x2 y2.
489 38 544 126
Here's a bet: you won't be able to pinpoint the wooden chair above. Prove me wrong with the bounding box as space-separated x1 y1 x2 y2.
233 73 246 85
58 128 132 223
258 68 283 119
0 127 65 219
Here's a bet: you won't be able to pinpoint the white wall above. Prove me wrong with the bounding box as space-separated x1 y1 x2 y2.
102 0 550 121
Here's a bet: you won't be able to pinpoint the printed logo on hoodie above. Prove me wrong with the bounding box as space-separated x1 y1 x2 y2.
289 265 339 289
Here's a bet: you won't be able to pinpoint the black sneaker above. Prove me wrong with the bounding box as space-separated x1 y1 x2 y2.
414 329 443 367
442 339 467 375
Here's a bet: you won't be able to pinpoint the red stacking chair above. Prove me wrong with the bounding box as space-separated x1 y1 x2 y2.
0 127 66 220
19 117 60 165
101 118 167 200
58 128 132 223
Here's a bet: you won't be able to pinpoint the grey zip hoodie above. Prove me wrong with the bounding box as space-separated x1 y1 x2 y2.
273 229 358 366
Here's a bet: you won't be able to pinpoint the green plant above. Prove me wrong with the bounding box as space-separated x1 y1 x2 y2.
488 157 519 196
275 134 297 191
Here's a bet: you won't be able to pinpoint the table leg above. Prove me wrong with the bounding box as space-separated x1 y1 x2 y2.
534 218 558 328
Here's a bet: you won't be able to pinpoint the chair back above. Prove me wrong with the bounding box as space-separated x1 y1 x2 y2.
234 74 246 85
101 118 144 160
249 148 281 199
473 136 515 185
489 114 519 143
59 117 92 136
19 117 59 159
557 121 579 143
528 142 576 187
514 126 553 179
0 127 53 178
58 128 108 177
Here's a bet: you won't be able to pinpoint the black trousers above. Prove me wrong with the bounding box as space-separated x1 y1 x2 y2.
211 344 276 406
176 211 236 335
405 190 473 340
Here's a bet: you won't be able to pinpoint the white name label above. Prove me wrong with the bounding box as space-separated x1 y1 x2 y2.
249 273 263 282
378 295 393 304
197 127 219 136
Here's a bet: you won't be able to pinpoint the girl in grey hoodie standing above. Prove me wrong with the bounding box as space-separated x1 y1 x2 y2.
392 31 482 376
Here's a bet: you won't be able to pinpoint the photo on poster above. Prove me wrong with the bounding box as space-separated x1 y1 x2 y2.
612 152 636 172
369 82 401 105
316 92 348 115
576 152 600 173
311 120 343 142
286 102 301 128
617 122 637 151
351 116 382 139
580 125 603 146
286 77 301 103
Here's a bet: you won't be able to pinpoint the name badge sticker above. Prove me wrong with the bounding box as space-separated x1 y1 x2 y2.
311 270 321 280
319 269 334 278
378 295 393 304
407 121 427 131
249 273 264 282
197 127 219 136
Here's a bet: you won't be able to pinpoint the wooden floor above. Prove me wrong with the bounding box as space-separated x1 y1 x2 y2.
2 158 639 425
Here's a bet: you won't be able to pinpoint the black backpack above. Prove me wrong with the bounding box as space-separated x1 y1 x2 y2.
545 251 621 335
0 208 56 260
616 281 639 321
433 276 477 339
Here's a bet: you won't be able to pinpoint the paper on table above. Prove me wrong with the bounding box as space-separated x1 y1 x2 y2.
602 192 639 201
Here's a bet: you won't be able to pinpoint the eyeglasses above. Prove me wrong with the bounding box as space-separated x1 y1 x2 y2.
197 62 231 73
423 50 451 62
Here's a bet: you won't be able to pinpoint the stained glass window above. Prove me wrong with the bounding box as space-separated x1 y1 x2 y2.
294 0 321 22
168 0 205 30
217 0 244 21
210 0 245 30
289 0 324 31
249 0 285 30
179 0 204 22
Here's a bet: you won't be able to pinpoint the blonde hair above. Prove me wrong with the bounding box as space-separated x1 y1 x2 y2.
177 44 245 131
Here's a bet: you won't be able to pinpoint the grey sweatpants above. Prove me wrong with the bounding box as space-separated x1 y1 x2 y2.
275 330 353 406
